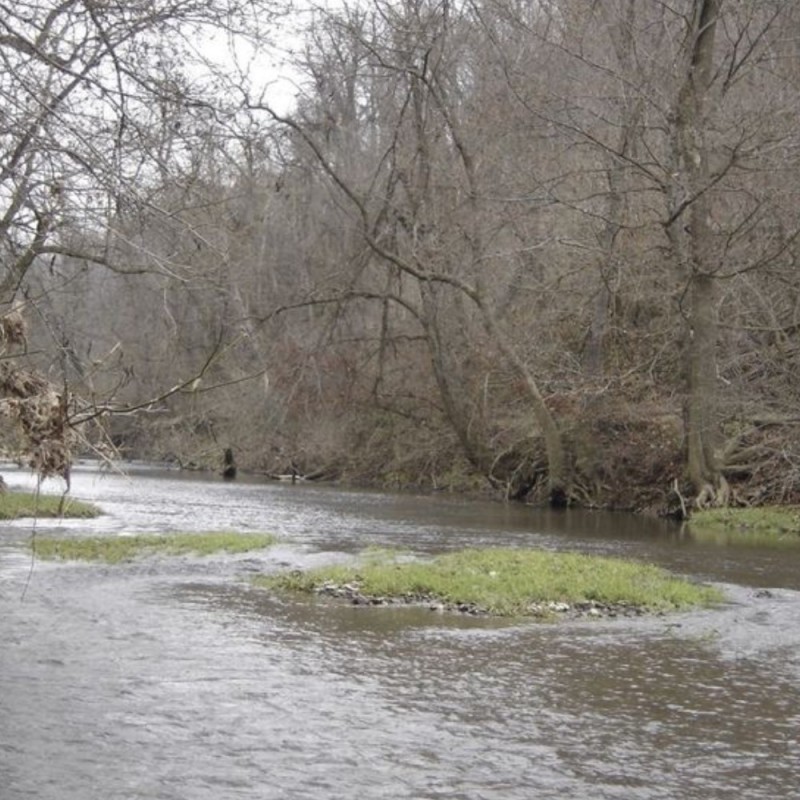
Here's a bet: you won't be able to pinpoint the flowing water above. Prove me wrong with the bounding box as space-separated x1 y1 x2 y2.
1 464 799 799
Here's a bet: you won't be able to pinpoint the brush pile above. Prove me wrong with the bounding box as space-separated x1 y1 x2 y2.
0 308 73 481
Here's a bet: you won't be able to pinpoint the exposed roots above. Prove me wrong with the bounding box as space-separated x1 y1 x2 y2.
693 475 732 511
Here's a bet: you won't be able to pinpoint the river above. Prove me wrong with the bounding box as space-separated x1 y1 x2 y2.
1 464 799 799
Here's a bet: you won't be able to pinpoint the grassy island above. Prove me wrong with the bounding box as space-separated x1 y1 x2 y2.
0 492 100 520
258 547 722 619
34 531 277 563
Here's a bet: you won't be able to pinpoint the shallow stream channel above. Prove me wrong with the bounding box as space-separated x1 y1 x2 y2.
2 463 800 799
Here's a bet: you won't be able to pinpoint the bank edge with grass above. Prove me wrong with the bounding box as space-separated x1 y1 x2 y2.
257 547 723 620
688 506 800 546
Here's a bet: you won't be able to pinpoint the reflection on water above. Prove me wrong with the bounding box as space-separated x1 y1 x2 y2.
1 463 800 799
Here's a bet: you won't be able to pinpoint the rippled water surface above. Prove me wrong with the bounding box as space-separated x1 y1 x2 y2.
2 464 799 799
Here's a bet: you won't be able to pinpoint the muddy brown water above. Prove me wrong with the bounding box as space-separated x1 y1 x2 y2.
1 463 799 799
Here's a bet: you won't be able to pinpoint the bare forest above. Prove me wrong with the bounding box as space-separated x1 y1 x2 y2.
2 0 799 514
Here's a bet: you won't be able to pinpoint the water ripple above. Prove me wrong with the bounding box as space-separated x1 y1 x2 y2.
1 464 800 798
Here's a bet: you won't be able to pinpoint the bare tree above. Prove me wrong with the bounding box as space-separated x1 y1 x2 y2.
0 0 281 478
478 0 800 507
244 0 575 502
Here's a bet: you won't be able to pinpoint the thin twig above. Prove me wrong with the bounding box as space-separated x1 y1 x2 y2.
21 476 42 601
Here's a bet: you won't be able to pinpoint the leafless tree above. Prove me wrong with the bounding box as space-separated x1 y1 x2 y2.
243 0 576 502
0 0 281 479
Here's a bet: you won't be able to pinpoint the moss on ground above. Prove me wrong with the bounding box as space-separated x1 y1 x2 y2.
0 492 100 520
257 547 722 618
34 531 277 563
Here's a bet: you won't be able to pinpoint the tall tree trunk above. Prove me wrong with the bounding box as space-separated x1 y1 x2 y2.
668 0 724 502
586 0 642 377
686 271 719 490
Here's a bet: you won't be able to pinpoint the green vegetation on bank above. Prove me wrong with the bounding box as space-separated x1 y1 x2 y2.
689 506 800 546
258 547 722 617
0 492 100 520
34 531 277 563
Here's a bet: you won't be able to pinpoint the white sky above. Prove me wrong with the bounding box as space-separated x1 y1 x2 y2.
186 10 309 115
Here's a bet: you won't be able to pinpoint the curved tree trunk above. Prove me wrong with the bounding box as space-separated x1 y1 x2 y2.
481 308 568 506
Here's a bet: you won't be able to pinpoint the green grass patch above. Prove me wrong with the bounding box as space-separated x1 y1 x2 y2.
0 492 100 520
34 531 277 563
257 547 722 617
689 506 800 546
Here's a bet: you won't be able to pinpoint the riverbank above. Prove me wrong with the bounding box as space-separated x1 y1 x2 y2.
112 379 800 516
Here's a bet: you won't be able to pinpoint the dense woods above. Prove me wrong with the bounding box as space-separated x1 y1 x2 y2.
2 0 799 513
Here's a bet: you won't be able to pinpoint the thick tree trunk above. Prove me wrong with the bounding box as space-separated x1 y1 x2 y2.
669 0 724 502
686 271 719 490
